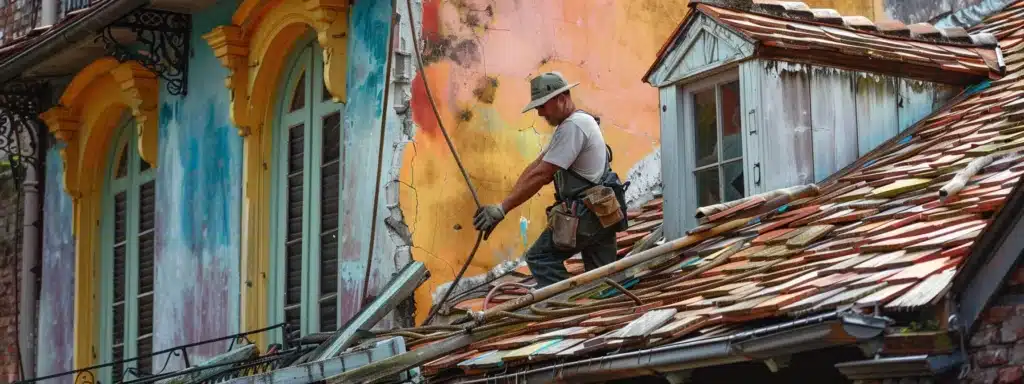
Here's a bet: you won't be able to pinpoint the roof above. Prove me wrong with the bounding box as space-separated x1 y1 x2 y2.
405 1 1024 381
643 0 1005 86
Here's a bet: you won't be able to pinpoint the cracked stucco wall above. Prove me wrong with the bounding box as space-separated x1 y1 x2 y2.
395 0 890 323
398 0 689 324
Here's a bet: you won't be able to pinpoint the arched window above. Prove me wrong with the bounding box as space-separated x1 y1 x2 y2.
269 32 345 340
99 114 156 380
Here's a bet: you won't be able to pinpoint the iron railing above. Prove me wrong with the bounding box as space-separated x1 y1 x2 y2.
16 323 312 384
0 0 101 47
0 0 41 46
59 0 91 17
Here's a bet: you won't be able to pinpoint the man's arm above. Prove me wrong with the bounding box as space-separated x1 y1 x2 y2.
501 160 560 213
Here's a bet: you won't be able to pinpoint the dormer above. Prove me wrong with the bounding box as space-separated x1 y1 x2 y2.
645 0 1004 237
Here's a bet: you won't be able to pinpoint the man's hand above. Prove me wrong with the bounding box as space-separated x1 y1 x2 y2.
473 204 505 239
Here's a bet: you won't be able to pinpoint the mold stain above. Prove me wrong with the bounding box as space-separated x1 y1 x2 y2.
473 75 499 104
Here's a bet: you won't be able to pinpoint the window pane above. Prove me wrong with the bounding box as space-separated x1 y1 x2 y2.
115 143 129 179
720 81 743 161
693 88 718 168
695 168 720 207
289 71 306 112
722 160 745 202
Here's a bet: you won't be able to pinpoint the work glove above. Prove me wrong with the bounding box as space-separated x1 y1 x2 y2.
473 204 505 239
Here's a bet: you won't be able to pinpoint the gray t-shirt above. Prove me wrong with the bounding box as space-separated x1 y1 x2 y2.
541 111 606 183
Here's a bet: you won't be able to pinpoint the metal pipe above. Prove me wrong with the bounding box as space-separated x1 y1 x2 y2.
40 0 58 27
17 136 41 380
0 0 151 85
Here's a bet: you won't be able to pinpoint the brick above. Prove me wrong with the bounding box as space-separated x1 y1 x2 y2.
988 305 1016 324
1011 343 1024 365
978 346 1010 367
1003 314 1024 343
970 367 1000 384
975 324 1001 347
1010 266 1024 286
998 366 1023 384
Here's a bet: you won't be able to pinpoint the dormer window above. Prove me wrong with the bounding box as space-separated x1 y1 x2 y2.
688 75 744 208
644 2 996 237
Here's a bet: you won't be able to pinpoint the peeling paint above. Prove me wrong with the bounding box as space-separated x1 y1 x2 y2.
37 145 74 383
625 147 663 209
149 0 241 370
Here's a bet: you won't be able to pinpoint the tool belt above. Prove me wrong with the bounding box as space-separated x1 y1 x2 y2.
546 152 629 250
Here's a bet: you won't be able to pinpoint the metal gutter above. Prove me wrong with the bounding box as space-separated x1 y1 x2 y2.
453 312 889 384
834 352 964 380
223 337 418 384
0 0 152 85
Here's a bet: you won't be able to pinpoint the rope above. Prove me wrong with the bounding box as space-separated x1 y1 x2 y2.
409 0 487 326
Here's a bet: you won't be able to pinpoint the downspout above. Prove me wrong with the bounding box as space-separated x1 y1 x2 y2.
18 120 46 380
0 0 151 85
40 0 58 27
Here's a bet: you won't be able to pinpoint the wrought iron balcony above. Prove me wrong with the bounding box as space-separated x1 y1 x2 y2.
0 0 103 47
0 0 41 46
15 323 311 384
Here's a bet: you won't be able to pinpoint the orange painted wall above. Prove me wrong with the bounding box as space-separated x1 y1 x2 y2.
400 0 880 324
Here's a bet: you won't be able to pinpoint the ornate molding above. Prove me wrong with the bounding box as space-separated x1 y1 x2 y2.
203 0 350 138
203 25 251 136
39 106 81 199
110 62 160 166
39 58 160 202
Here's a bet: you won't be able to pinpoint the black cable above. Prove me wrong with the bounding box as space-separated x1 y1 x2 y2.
361 0 401 310
406 0 487 326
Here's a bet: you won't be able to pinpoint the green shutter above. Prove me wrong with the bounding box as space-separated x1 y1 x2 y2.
101 114 157 380
271 33 345 341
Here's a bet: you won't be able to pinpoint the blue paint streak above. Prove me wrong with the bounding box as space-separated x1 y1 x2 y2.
898 136 913 145
38 144 75 382
150 0 240 369
338 0 397 324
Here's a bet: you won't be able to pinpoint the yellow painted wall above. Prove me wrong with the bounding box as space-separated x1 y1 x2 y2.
402 0 880 324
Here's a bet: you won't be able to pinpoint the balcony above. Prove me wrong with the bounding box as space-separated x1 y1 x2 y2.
0 0 98 47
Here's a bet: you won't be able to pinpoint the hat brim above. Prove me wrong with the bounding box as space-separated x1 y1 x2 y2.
521 82 579 113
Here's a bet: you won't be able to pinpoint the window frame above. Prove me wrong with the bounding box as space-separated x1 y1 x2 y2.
267 32 346 342
678 68 745 229
97 112 157 381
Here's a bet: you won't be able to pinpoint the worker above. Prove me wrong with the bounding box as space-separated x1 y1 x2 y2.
472 72 629 288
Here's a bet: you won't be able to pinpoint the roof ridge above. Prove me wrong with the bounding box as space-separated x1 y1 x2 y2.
691 0 999 48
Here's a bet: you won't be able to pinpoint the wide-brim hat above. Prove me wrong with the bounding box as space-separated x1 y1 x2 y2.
522 72 579 113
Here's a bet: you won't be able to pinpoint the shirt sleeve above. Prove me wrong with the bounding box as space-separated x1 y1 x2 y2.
542 121 586 170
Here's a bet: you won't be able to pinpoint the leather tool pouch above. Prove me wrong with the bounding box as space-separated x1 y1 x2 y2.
583 185 624 228
548 202 579 250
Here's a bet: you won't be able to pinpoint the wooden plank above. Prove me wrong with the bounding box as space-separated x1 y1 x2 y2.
660 85 687 237
741 61 766 196
615 309 678 340
811 68 859 181
898 79 942 133
786 224 835 248
855 73 899 156
761 61 813 190
310 261 428 361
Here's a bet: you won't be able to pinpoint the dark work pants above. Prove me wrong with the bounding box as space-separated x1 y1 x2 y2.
525 224 618 288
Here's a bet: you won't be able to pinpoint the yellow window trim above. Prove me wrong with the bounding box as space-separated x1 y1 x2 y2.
38 57 159 370
202 0 350 349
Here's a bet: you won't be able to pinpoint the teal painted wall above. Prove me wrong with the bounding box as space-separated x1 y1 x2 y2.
38 142 74 383
151 0 241 370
